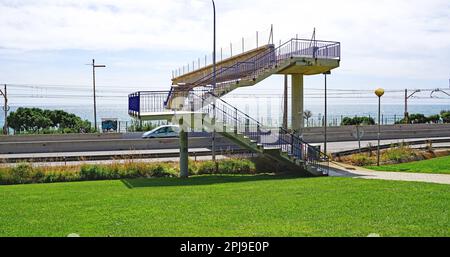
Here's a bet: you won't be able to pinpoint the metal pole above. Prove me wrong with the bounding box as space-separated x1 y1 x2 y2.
377 96 381 166
179 118 189 178
1 84 7 135
282 75 288 129
211 0 216 162
404 89 408 124
90 59 106 133
324 72 330 154
92 59 97 132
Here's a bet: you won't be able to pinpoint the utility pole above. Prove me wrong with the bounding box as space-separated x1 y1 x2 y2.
1 84 9 135
89 59 106 132
404 89 421 124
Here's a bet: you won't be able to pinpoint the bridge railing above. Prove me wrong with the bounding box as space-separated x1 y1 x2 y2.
166 38 340 106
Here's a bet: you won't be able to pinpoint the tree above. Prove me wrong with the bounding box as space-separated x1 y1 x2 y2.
427 114 441 124
303 110 313 126
408 113 428 124
341 116 375 126
7 108 92 134
441 110 450 123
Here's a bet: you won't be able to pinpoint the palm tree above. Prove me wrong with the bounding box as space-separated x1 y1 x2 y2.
304 110 313 127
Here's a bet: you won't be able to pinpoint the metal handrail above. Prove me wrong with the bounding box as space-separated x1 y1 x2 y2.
165 38 340 106
189 91 329 171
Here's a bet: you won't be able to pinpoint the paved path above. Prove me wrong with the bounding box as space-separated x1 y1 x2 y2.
328 161 450 185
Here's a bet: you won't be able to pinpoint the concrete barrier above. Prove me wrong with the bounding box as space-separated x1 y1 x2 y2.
0 133 138 142
0 136 238 154
302 123 450 143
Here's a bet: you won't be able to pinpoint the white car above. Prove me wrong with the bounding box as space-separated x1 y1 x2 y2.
142 125 180 139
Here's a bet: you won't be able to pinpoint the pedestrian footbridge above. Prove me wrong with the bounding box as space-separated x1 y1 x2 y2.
128 35 340 177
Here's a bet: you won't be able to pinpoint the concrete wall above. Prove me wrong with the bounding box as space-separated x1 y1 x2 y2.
0 132 141 143
301 123 450 143
0 136 237 154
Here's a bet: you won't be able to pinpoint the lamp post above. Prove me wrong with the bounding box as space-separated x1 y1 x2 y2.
375 88 385 166
211 0 217 162
89 59 106 132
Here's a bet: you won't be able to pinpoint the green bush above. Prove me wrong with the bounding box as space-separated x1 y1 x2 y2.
441 110 450 123
382 145 418 163
196 159 256 175
341 116 375 126
11 163 33 184
348 154 374 166
196 161 217 175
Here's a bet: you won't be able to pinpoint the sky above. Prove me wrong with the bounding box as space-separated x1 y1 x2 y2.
0 0 450 108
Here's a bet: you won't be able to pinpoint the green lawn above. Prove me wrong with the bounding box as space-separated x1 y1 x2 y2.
366 155 450 174
0 175 449 237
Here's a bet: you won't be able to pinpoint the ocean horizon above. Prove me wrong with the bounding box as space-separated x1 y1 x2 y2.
1 102 449 129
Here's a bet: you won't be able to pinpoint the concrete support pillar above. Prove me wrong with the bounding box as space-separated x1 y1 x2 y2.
291 74 304 133
179 125 189 178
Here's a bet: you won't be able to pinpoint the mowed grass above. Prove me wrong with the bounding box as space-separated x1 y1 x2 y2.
0 175 449 237
366 155 450 174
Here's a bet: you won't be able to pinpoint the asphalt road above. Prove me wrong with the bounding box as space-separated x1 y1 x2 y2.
1 136 449 166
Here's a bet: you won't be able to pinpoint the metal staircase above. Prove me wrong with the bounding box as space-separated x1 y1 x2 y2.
129 36 340 176
187 90 329 176
129 89 329 176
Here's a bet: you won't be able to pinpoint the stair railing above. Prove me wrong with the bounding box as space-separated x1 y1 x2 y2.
186 90 329 174
165 38 340 108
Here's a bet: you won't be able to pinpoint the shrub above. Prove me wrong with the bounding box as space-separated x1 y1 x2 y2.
341 116 375 126
382 144 419 163
0 158 258 185
441 110 450 123
196 159 256 175
347 153 373 166
219 159 256 174
11 163 34 184
196 161 217 174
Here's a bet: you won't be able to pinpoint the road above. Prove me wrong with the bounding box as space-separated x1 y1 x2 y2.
1 136 449 166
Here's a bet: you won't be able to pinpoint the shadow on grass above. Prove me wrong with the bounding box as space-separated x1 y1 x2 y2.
121 173 313 189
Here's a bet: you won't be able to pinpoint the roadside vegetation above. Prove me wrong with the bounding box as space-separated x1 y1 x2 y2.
337 143 450 168
366 155 450 174
395 110 450 124
0 158 259 185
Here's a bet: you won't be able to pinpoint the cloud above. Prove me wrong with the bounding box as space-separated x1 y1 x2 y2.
0 0 449 81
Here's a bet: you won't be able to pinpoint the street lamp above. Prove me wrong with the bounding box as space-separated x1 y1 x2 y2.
88 59 106 132
374 88 385 166
211 0 217 162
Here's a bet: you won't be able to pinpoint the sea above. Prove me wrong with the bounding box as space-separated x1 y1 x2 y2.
1 102 449 131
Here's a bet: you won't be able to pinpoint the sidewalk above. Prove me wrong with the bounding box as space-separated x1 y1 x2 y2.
328 161 450 185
